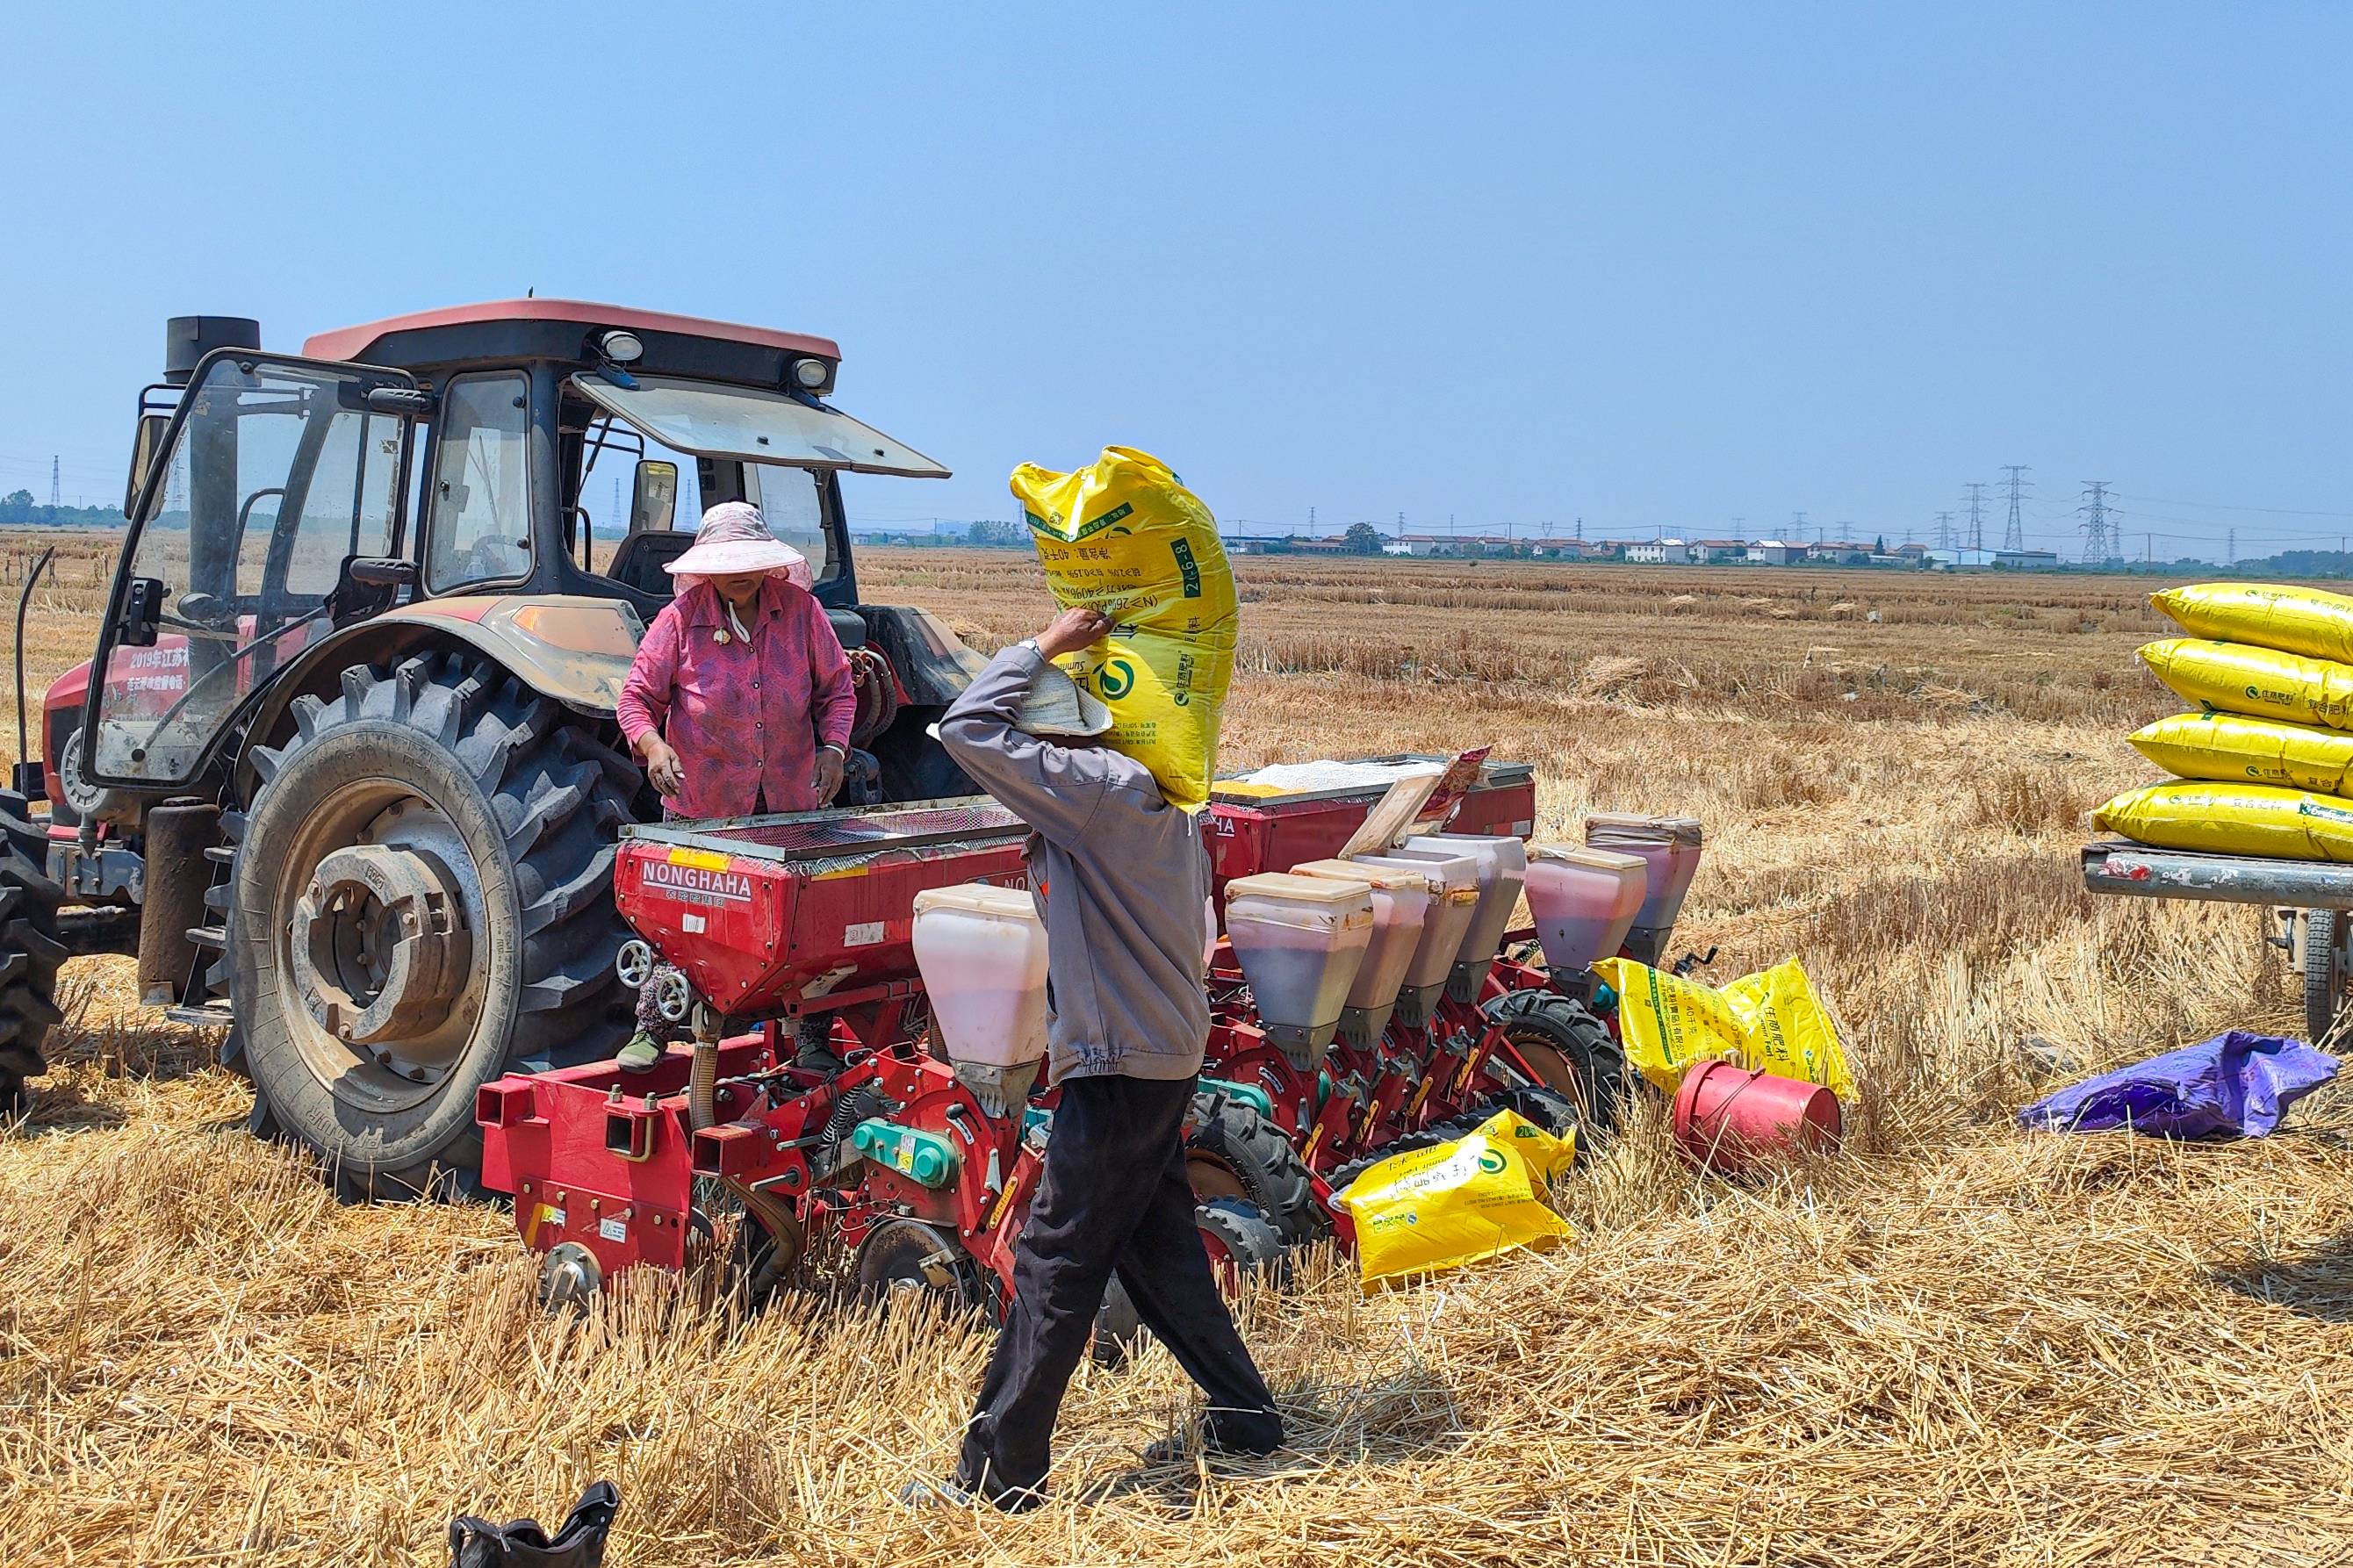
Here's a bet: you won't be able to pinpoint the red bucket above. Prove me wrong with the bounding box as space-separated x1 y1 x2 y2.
1671 1060 1842 1174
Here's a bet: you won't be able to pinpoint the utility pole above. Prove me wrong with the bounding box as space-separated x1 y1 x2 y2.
1935 511 1955 550
2076 481 2116 564
1963 482 1989 553
1999 464 2031 552
49 457 61 509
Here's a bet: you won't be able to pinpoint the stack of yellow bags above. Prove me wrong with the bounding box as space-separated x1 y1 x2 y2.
2098 583 2353 860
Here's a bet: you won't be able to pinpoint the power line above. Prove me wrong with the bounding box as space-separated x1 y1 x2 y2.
1999 464 2032 552
2077 480 2118 564
1962 481 1989 552
2114 491 2353 520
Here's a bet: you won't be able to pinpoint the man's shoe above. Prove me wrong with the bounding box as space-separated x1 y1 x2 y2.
1139 1431 1282 1469
898 1477 1041 1513
615 1032 665 1074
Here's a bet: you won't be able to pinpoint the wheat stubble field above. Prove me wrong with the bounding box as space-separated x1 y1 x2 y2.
2 539 2349 1565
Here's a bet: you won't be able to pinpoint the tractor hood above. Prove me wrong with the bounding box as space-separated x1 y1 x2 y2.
568 374 949 480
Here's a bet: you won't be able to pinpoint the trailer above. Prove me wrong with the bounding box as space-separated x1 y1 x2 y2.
2081 839 2353 1040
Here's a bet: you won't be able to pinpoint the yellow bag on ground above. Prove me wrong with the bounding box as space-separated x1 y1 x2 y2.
2094 779 2353 862
1594 956 1856 1101
2139 638 2353 730
2129 711 2353 795
2154 582 2353 665
1010 448 1238 810
1336 1109 1576 1290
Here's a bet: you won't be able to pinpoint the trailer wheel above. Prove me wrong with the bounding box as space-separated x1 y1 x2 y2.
2306 909 2349 1045
1486 989 1629 1133
228 654 636 1199
0 788 64 1113
1184 1086 1328 1245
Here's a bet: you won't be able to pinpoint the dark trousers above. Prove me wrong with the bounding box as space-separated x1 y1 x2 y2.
953 1072 1282 1504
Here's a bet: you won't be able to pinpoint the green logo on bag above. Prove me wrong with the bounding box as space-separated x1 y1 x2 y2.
1098 658 1136 700
1062 500 1135 542
1477 1149 1508 1174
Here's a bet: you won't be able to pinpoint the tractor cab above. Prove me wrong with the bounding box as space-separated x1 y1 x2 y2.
73 301 974 820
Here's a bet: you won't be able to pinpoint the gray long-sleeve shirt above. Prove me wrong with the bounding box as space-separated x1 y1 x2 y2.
937 643 1210 1083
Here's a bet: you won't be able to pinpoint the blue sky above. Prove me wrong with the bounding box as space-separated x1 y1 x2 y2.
3 4 2346 558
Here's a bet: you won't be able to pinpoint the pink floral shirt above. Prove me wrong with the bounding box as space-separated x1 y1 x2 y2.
616 579 856 818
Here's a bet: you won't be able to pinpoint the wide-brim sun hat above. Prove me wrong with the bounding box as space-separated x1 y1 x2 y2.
923 663 1113 743
667 500 812 588
1015 664 1115 737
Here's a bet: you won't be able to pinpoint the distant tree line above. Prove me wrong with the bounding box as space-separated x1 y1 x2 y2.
0 491 127 530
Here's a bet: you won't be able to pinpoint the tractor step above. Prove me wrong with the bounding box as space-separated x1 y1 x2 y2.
165 1002 234 1030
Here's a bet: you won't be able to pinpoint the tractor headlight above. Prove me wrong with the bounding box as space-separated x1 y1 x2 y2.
599 329 645 364
792 357 830 391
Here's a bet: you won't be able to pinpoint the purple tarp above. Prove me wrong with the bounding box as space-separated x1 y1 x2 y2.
2018 1030 2339 1139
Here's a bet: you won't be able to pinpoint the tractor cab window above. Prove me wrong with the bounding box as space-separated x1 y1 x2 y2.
746 464 834 585
90 355 411 786
425 373 532 593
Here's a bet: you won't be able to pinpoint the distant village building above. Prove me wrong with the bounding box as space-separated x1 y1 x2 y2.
1804 540 1872 564
1623 538 1694 564
1745 540 1799 565
1691 539 1748 563
1994 548 2062 569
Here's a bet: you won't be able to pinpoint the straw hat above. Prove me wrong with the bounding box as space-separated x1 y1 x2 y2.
666 501 811 586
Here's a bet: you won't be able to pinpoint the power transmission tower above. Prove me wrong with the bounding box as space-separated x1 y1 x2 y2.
1790 511 1808 542
1999 464 2032 551
49 457 61 508
2227 528 2236 565
1935 511 1955 550
1962 482 1989 552
2076 480 2117 564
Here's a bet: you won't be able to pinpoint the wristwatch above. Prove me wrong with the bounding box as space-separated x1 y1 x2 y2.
1018 637 1044 658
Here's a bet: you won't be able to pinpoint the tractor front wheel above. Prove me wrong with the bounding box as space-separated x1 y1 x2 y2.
229 654 636 1198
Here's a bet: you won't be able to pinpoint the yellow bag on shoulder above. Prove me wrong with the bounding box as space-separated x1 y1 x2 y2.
2139 638 2353 731
2094 779 2353 862
1010 448 1238 811
1594 955 1856 1101
1336 1109 1575 1290
2129 711 2353 795
2154 582 2353 665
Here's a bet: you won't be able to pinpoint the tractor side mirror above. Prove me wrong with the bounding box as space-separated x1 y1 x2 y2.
124 413 170 517
631 460 679 533
120 577 165 648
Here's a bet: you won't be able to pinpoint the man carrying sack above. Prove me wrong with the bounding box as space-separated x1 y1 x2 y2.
911 603 1282 1510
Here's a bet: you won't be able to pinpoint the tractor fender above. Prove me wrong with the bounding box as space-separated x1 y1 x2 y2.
238 595 644 783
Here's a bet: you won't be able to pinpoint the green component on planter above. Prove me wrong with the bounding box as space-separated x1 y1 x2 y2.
1200 1076 1274 1120
852 1118 959 1189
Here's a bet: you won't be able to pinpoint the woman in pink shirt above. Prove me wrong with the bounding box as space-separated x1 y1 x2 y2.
616 502 857 817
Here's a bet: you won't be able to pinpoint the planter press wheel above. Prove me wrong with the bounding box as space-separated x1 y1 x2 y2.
1484 989 1629 1133
854 1217 987 1313
2306 908 2351 1046
1184 1086 1328 1245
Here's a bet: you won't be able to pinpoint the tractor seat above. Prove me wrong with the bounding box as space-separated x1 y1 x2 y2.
603 529 695 597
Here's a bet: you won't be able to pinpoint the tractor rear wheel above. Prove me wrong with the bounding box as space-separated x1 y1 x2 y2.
228 654 636 1199
0 789 64 1113
1184 1086 1328 1246
1486 989 1629 1133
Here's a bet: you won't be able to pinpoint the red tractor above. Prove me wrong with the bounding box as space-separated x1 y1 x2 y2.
3 302 989 1197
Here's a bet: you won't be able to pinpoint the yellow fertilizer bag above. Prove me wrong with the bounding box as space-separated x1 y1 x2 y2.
2129 711 2353 795
2154 582 2353 665
1010 447 1238 810
1335 1108 1576 1290
1595 956 1856 1100
2094 779 2353 863
2139 638 2353 730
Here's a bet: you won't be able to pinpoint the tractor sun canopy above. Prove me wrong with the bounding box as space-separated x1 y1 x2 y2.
568 374 949 480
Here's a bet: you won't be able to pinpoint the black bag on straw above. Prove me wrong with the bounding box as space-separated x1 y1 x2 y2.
447 1480 620 1568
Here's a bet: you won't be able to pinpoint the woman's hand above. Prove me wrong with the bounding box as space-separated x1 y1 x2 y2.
1033 605 1113 659
639 736 685 797
814 744 846 804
